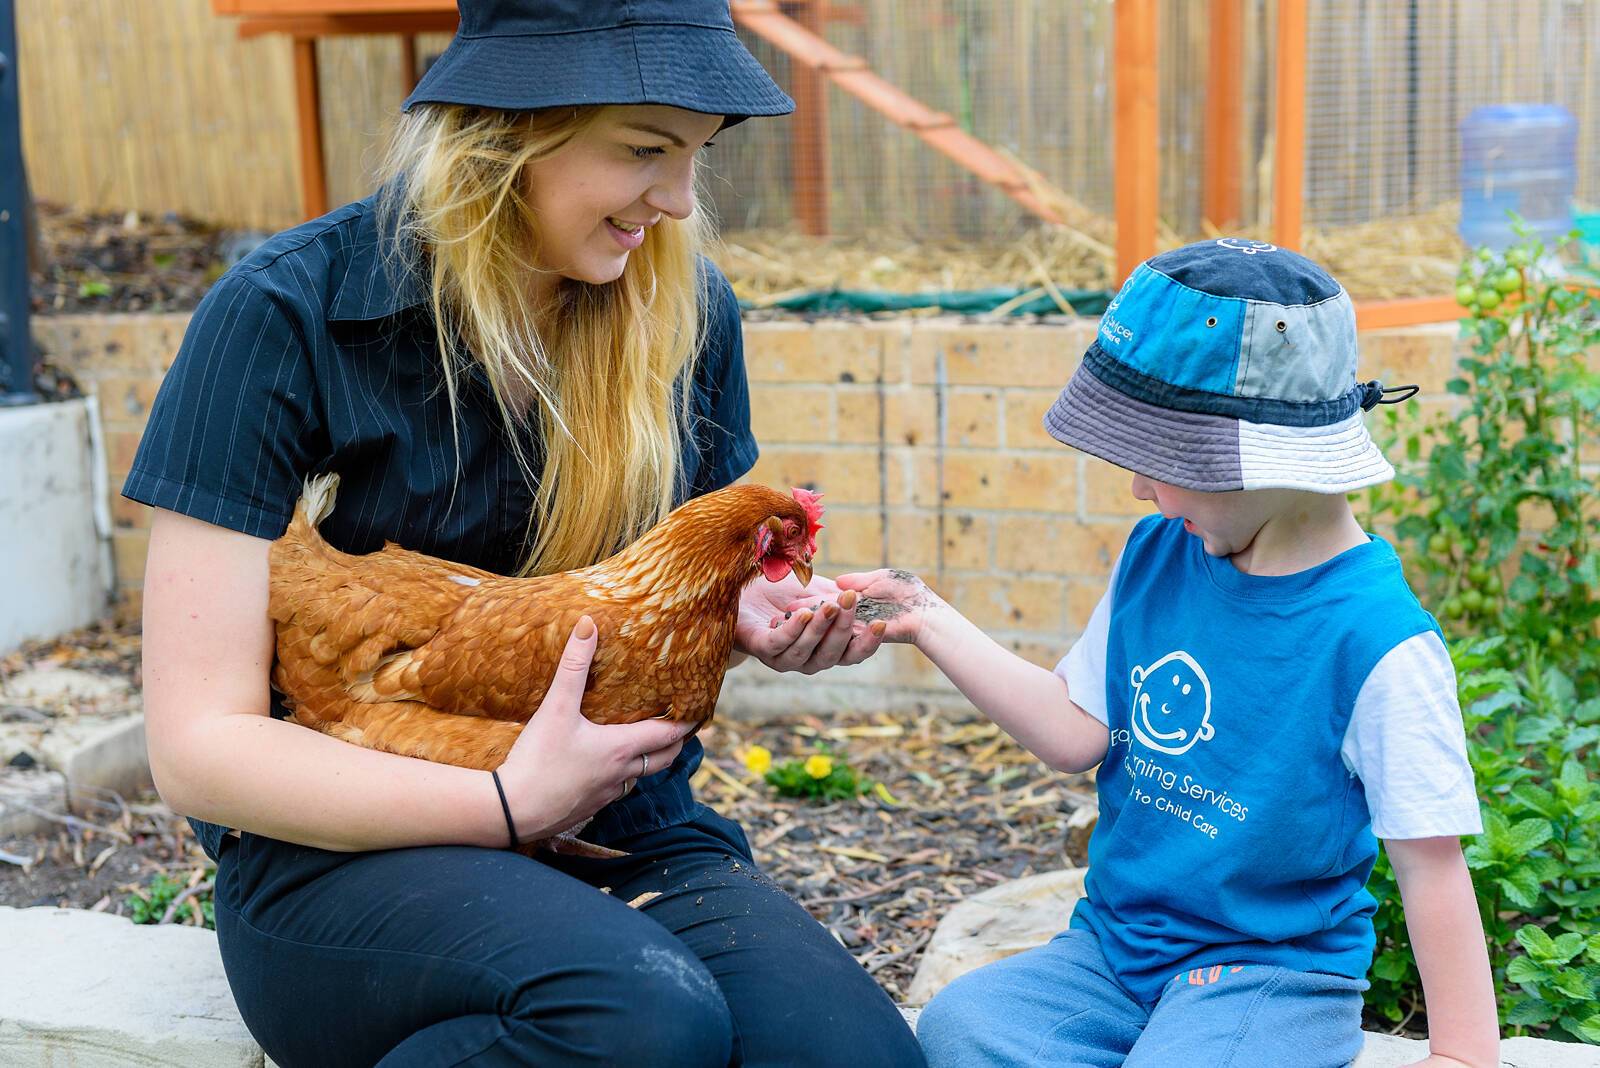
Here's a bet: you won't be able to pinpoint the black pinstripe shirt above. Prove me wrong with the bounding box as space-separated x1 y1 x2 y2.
124 195 758 857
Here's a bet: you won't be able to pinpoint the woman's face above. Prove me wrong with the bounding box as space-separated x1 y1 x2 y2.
523 105 722 292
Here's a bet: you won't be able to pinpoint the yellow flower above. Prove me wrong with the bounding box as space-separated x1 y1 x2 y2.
804 754 834 780
743 745 773 776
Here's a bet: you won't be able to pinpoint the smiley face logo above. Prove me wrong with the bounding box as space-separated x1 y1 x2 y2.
1215 238 1277 255
1129 651 1216 756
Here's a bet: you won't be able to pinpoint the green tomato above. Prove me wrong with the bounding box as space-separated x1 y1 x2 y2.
1477 247 1495 262
1484 571 1502 595
1455 282 1479 307
1547 630 1566 649
1493 269 1521 294
1461 589 1484 613
1427 532 1452 555
1475 288 1501 310
1506 248 1529 269
1467 564 1490 586
1442 596 1464 618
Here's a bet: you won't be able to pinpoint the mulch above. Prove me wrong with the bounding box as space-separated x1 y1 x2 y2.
0 620 1094 1005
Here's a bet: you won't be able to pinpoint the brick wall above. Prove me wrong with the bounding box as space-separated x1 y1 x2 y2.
32 312 1467 713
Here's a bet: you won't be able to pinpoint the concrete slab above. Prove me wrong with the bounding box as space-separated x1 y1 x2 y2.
0 398 115 655
0 907 270 1068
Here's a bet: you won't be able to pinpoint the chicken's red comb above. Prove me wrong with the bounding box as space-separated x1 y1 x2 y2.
791 487 824 555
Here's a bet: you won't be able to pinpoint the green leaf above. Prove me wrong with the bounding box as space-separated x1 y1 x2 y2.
1587 934 1600 964
1553 968 1598 1001
1372 952 1412 981
1508 818 1555 854
1518 924 1560 961
1446 377 1471 395
1505 995 1561 1025
1553 933 1589 964
1507 955 1548 985
1498 869 1543 911
1575 1012 1600 1044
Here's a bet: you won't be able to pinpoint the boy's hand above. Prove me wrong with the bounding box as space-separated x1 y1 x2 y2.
834 568 949 646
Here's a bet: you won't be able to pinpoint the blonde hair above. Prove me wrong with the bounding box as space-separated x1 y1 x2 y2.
374 104 712 575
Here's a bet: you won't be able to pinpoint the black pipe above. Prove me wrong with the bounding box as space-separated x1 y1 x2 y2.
0 0 35 406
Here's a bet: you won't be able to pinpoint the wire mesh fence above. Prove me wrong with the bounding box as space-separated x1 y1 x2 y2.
18 1 1600 306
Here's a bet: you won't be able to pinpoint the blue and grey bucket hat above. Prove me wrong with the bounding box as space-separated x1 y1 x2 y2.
1044 238 1413 494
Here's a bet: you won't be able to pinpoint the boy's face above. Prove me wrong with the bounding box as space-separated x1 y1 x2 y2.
1130 474 1272 558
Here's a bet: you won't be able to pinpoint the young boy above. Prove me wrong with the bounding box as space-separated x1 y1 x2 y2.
840 241 1499 1066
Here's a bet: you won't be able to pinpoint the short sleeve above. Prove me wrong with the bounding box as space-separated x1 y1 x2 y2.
687 262 759 496
1053 552 1123 726
1341 631 1483 839
121 272 323 538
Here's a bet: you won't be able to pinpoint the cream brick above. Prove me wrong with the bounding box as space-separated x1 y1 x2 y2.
913 452 1075 511
819 509 884 567
881 388 937 447
1067 580 1107 632
112 530 150 588
944 575 1068 632
1083 460 1151 517
93 375 163 422
1003 388 1064 449
996 516 1133 577
836 388 885 445
743 322 893 385
939 512 992 571
946 389 1000 447
106 429 144 473
746 447 883 506
750 384 832 443
110 497 152 531
909 321 1088 388
886 511 939 571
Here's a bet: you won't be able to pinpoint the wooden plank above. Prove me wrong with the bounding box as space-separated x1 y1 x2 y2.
237 13 456 37
291 35 328 219
1354 296 1458 331
785 0 830 235
1272 0 1306 249
1114 0 1159 282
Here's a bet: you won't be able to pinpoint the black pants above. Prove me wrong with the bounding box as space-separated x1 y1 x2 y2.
213 806 925 1068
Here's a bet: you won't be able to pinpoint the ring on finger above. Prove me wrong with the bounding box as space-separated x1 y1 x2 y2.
640 752 649 778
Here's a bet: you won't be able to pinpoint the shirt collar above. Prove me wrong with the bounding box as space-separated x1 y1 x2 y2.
327 192 429 323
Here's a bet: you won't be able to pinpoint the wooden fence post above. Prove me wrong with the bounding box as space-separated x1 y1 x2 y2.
1203 0 1241 232
783 0 830 236
1272 0 1306 250
1114 0 1158 284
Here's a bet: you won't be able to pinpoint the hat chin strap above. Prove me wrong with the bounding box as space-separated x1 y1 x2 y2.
1358 380 1420 411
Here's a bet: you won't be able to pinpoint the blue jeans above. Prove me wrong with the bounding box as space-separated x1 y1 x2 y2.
213 807 923 1068
917 928 1366 1068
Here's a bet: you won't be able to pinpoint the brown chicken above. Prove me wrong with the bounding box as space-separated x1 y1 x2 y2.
268 474 823 814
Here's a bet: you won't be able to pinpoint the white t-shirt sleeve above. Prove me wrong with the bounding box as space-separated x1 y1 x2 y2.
1054 556 1120 727
1341 631 1483 840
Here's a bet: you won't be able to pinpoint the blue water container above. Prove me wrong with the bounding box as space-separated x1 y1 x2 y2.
1459 104 1577 250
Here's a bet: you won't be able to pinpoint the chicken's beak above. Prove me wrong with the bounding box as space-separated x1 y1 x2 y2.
791 556 813 587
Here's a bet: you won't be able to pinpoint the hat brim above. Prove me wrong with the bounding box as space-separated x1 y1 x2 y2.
1044 362 1395 494
403 25 794 120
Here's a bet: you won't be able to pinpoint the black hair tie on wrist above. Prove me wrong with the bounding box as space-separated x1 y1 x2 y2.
491 769 518 849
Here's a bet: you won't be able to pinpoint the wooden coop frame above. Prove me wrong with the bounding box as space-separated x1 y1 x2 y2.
210 0 1458 330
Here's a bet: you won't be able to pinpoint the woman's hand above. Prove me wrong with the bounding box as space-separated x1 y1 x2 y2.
733 572 886 673
494 616 693 843
834 568 950 646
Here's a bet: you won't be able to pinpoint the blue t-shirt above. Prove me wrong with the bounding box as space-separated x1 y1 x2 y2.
1069 515 1440 1000
122 194 759 859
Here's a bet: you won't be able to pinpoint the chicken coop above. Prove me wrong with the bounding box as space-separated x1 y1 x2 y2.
19 0 1600 326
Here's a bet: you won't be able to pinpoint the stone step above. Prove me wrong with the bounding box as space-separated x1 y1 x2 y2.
2 906 1593 1067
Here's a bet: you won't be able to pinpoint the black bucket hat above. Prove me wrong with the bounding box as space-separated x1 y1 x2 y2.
402 0 795 127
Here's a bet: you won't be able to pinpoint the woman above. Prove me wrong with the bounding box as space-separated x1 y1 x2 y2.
125 3 924 1064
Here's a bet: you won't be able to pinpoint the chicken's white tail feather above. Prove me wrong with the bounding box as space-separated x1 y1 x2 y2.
299 473 341 528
